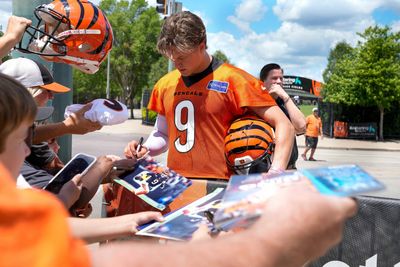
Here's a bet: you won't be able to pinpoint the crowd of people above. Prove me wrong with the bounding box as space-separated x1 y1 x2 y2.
0 4 357 267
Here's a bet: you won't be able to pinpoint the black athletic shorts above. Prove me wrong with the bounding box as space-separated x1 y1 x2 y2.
305 136 319 149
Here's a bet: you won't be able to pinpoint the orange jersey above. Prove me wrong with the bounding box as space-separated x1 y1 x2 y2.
0 163 90 267
148 60 276 179
306 114 322 137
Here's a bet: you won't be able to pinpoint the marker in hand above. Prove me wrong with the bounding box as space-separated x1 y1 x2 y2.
136 137 144 154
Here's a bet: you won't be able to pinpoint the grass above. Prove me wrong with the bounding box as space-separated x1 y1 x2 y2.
299 104 316 117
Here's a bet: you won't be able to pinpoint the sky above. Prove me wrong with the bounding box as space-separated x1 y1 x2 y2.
1 0 399 81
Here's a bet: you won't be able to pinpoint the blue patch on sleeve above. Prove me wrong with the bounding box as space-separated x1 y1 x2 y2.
206 80 229 93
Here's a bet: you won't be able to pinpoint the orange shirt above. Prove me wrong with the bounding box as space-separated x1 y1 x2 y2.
148 61 276 179
0 163 90 267
305 114 322 137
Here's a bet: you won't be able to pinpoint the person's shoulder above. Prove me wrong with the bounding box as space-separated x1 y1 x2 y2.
154 69 181 89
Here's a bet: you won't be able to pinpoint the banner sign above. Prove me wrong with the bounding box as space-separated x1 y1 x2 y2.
348 122 377 138
283 75 322 97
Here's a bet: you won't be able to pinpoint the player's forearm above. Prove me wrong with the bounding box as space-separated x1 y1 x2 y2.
284 100 306 134
271 120 294 170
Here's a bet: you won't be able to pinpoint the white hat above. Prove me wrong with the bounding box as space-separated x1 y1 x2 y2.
0 58 70 93
312 107 318 112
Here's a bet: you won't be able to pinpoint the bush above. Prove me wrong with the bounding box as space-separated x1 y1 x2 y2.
142 108 157 125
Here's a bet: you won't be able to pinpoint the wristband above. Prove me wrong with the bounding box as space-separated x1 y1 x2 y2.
283 96 290 104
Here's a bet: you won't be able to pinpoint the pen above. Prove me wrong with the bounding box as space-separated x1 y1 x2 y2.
112 166 134 171
136 137 144 153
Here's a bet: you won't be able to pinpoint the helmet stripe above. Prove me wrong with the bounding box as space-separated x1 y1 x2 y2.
60 0 70 18
87 2 99 29
228 124 274 140
75 0 85 29
88 10 111 58
225 134 271 147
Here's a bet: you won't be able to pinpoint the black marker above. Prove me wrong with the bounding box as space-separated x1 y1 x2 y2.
136 137 144 153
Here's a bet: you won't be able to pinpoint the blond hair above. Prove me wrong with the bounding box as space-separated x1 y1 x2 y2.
157 11 207 56
0 73 37 152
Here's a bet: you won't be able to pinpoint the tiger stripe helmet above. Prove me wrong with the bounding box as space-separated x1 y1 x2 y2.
17 0 113 74
224 115 275 174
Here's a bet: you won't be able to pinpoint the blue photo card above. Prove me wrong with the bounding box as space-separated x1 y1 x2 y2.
114 157 192 210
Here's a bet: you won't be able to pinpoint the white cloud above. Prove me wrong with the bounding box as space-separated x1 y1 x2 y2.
227 0 267 34
392 20 400 32
214 0 395 81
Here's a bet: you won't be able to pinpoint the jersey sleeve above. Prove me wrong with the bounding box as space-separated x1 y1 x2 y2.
229 68 276 108
148 80 166 115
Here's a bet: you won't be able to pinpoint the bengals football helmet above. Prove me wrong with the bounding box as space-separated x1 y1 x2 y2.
16 0 113 74
224 115 275 175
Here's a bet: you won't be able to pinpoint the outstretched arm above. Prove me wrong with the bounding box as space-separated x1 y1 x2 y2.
0 16 31 59
33 103 102 143
91 186 357 267
69 212 163 244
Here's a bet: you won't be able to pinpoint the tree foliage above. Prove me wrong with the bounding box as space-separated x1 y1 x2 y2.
322 41 353 83
322 25 400 140
212 50 231 64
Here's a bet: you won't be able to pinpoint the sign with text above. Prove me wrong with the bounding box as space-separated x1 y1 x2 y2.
348 122 377 139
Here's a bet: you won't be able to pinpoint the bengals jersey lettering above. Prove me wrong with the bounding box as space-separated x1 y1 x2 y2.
148 59 276 179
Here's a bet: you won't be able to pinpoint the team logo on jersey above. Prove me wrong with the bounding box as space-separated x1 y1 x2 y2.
207 80 229 93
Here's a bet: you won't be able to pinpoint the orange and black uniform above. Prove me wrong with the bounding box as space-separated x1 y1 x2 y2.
148 58 276 181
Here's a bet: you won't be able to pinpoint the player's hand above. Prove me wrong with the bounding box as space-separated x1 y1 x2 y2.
57 174 83 209
5 16 31 45
253 185 357 266
117 212 164 234
268 84 288 100
63 103 102 134
124 140 149 159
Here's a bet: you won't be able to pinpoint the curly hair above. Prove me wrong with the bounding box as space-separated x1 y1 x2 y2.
157 11 207 56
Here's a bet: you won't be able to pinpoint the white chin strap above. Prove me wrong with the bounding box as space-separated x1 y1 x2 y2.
60 55 100 74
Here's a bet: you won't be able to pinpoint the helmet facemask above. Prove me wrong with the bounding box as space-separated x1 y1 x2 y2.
17 4 70 57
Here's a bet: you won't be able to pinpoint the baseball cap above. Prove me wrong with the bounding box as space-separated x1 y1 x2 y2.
0 58 70 93
312 107 318 112
36 106 54 122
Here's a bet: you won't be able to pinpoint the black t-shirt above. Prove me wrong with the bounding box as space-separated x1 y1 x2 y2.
276 97 299 169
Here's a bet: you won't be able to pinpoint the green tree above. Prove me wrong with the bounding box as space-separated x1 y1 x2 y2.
146 56 168 90
322 41 353 83
354 26 400 140
323 26 400 140
212 50 231 64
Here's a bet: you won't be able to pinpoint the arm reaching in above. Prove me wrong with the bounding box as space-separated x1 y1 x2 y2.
69 211 164 244
91 186 357 267
0 16 31 59
33 103 102 143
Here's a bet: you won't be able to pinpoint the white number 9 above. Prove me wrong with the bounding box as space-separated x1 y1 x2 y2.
174 100 195 153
